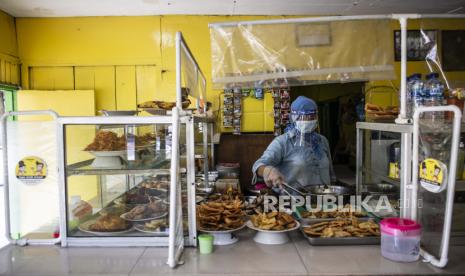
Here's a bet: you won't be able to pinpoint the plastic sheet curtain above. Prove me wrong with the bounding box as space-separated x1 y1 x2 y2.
210 19 395 88
418 19 465 91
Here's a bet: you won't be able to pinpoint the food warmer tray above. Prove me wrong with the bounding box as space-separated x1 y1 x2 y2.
299 216 370 225
300 218 380 246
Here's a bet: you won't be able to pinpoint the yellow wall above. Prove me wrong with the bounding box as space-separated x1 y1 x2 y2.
15 16 286 130
13 16 465 128
0 10 20 85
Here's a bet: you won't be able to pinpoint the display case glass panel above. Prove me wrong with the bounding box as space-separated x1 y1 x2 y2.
63 123 186 239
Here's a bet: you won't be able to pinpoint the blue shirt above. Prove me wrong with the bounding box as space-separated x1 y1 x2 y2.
252 130 336 190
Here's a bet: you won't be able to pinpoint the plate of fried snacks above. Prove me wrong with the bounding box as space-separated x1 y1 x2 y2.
248 211 299 232
79 214 133 236
247 211 300 245
197 198 245 231
301 218 380 245
197 197 245 245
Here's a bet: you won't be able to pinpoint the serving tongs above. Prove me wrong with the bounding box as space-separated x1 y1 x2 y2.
281 182 306 197
280 182 305 219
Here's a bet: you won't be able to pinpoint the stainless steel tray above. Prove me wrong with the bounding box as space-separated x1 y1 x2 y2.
300 219 380 246
299 216 370 225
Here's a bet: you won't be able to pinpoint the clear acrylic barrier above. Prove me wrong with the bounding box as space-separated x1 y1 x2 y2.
2 112 59 243
178 33 206 111
417 118 453 261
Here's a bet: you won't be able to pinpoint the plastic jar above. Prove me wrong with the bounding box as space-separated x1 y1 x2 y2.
198 234 214 254
380 218 421 262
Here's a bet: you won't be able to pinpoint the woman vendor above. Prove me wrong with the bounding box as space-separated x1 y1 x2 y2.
253 96 336 190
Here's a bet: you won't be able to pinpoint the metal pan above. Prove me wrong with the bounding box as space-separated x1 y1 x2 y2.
304 185 353 196
300 218 380 246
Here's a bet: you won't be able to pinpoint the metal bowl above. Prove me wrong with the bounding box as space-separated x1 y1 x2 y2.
305 185 353 196
364 183 398 195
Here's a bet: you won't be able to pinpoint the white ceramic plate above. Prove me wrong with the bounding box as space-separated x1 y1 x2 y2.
246 220 300 233
120 211 168 222
87 150 126 157
134 224 169 235
198 222 246 234
78 220 134 236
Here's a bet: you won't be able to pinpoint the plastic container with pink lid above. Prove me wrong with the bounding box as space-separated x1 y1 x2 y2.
380 218 421 262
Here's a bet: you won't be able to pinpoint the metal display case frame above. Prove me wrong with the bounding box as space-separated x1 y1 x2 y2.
57 114 195 248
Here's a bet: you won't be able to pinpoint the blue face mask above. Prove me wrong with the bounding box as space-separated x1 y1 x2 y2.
295 120 317 133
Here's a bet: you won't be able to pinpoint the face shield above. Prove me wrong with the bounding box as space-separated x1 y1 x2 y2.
291 110 318 147
289 96 319 147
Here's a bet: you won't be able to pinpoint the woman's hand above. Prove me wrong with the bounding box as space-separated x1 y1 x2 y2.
263 166 285 187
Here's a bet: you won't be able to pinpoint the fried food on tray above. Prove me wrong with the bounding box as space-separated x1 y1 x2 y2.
157 102 176 110
117 189 151 205
137 101 160 108
207 184 242 201
250 211 297 231
84 131 155 151
197 198 245 231
365 103 398 121
301 204 366 219
137 100 190 110
302 218 380 238
88 214 131 232
123 198 167 220
140 179 170 190
85 131 123 151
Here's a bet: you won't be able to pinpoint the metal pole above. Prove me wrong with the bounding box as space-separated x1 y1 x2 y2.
167 106 180 268
185 116 197 246
209 14 393 27
209 14 465 28
395 16 410 124
355 125 363 197
175 32 182 109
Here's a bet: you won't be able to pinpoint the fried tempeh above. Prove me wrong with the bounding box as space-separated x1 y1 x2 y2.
302 218 380 238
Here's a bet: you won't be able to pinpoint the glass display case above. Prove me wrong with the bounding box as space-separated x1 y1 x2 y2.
356 122 411 218
57 115 195 247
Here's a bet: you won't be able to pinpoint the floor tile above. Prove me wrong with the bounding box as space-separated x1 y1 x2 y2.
292 235 438 275
0 245 144 275
426 245 465 275
130 228 308 275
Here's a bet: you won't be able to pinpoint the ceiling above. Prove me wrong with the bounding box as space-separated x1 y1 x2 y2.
0 0 464 17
